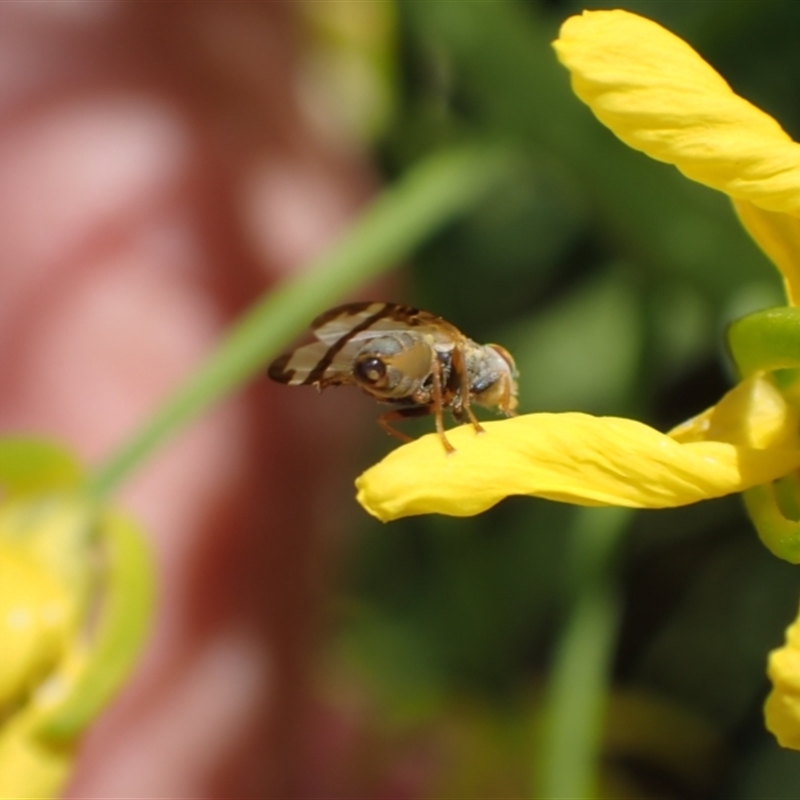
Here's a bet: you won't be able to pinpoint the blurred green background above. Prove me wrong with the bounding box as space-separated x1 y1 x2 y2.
312 1 800 797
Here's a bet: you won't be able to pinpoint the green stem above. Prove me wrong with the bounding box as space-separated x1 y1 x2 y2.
727 306 800 377
536 506 632 799
744 483 800 564
87 145 515 501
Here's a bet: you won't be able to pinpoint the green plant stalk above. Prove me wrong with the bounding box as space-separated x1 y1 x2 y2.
536 506 632 799
86 146 515 500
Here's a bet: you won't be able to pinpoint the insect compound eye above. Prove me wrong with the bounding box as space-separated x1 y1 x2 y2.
355 356 387 385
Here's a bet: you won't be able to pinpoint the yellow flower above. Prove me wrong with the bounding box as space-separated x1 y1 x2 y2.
357 9 800 525
0 496 95 799
354 8 800 750
0 441 154 799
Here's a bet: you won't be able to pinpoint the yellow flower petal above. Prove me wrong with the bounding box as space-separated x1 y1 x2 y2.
0 648 86 799
706 374 797 449
734 199 800 305
0 708 75 800
553 10 800 216
668 373 797 449
766 605 800 749
667 406 714 444
0 547 78 705
355 414 800 522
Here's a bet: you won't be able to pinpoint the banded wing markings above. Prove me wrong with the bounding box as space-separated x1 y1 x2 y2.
267 341 331 386
313 302 460 350
269 301 463 386
304 303 396 386
269 302 393 386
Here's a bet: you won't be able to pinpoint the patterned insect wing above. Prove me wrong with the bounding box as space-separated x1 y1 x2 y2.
269 302 463 388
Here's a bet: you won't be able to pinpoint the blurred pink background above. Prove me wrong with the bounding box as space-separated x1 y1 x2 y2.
0 3 383 795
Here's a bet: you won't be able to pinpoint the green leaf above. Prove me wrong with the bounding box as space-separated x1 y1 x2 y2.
0 439 83 497
536 507 631 799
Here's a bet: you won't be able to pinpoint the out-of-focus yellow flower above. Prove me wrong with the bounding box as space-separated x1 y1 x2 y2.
0 441 153 799
0 544 80 703
0 495 94 799
0 537 84 797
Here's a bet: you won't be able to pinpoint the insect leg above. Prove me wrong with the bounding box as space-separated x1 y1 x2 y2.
431 358 456 453
377 406 433 443
455 344 486 434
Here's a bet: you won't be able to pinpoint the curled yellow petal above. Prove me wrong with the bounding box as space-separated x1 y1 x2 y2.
554 10 800 216
0 649 86 800
0 708 76 800
0 547 78 705
734 199 800 305
355 414 800 522
689 373 798 450
766 605 800 749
